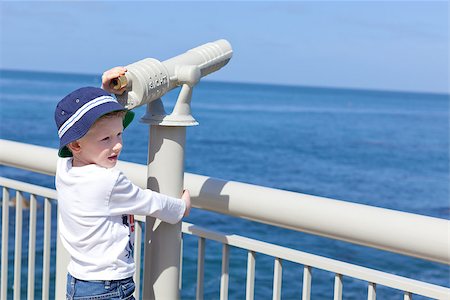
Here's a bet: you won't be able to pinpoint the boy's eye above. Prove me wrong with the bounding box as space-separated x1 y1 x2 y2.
117 132 122 137
101 137 110 141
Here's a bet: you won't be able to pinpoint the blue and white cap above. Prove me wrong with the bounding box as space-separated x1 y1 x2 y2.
55 87 134 157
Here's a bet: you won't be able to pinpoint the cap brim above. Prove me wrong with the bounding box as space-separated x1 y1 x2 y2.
123 110 135 129
58 146 73 158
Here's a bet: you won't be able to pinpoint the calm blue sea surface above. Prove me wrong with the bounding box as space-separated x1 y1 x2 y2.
0 70 449 299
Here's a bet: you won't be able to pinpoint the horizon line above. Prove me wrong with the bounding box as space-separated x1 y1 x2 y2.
1 67 448 97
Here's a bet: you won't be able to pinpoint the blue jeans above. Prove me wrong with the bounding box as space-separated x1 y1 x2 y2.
66 273 135 300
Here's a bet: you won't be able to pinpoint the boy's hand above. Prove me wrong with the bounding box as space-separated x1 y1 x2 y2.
102 66 127 95
182 189 191 217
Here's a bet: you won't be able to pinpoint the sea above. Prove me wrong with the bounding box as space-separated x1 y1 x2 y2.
0 69 449 299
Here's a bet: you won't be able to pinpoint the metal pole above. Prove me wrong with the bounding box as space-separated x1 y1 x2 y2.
142 122 187 299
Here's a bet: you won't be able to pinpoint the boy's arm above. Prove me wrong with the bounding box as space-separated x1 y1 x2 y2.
108 171 189 223
102 66 127 95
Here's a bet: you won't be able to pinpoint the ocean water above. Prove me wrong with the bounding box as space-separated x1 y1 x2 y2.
0 69 449 299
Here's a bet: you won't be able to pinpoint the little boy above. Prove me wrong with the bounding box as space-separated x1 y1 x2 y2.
55 68 191 299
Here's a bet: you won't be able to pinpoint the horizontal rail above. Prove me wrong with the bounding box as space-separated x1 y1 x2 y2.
0 176 57 200
1 139 449 265
181 222 450 300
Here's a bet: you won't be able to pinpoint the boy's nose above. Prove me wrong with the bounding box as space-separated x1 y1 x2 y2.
113 142 122 152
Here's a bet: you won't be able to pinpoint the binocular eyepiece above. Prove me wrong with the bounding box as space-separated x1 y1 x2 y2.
110 75 128 91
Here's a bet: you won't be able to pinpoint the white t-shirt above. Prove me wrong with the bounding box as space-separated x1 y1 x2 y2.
55 157 186 280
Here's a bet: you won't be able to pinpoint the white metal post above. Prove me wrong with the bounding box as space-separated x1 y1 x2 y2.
142 123 187 300
55 211 71 299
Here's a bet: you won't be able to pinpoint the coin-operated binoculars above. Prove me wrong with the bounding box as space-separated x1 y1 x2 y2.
111 39 233 125
114 40 232 300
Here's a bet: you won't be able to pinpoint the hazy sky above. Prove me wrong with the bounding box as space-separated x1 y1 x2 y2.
1 1 448 94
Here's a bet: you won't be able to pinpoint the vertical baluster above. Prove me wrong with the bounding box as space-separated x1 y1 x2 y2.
220 243 229 300
41 198 51 300
27 194 37 300
13 191 23 300
133 220 142 300
404 291 412 300
1 187 9 300
273 257 282 300
302 265 312 300
179 235 184 291
334 273 343 300
196 237 205 300
245 251 255 300
368 282 376 300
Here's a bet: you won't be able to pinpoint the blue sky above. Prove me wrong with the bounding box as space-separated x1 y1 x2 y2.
1 1 448 94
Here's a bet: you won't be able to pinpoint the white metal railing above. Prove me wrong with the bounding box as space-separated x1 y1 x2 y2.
1 139 448 265
2 178 449 299
0 177 55 300
1 139 450 299
179 223 450 300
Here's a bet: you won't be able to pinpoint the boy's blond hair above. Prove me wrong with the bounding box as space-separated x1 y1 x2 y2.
93 110 127 126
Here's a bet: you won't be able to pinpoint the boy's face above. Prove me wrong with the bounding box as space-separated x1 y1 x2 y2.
70 115 124 168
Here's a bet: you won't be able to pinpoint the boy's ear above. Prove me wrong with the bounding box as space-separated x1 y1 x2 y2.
67 141 81 154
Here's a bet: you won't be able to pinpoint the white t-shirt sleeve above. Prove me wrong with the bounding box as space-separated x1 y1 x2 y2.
108 171 186 224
